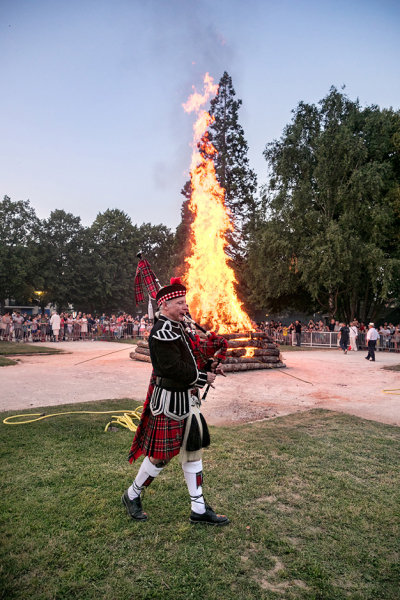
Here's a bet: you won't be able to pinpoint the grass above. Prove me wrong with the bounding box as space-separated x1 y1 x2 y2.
0 356 17 367
382 364 400 372
0 341 63 356
1 401 399 600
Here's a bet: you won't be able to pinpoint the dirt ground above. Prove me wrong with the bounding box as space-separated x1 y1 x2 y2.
2 341 400 427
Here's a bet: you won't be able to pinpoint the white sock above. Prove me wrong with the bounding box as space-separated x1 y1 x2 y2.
182 459 206 514
128 456 163 500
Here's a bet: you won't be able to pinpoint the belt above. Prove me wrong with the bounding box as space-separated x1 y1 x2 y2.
156 376 189 391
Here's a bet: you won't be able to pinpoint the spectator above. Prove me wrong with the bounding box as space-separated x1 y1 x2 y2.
328 318 336 332
81 313 88 340
365 323 379 362
295 320 302 347
13 311 24 342
349 321 358 351
338 322 350 354
50 311 61 342
393 327 400 353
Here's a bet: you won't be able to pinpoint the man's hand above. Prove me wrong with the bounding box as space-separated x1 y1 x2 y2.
212 362 226 377
206 372 216 386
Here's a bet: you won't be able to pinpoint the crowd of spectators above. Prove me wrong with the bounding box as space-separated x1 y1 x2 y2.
0 311 152 343
1 310 400 352
256 318 400 352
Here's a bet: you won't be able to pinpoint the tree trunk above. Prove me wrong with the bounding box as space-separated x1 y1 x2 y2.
328 288 336 319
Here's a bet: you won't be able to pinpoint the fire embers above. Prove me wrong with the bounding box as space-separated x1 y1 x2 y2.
221 332 286 372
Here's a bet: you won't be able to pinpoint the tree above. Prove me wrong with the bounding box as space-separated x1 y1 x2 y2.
206 71 258 259
34 210 88 312
246 88 400 322
174 72 258 276
84 210 174 314
0 196 38 312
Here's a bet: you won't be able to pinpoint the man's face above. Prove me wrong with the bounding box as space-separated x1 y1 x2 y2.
162 296 188 322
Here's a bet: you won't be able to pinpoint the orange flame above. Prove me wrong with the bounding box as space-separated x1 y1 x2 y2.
244 347 255 357
182 74 254 334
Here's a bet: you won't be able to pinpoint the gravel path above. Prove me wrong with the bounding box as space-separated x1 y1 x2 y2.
1 341 399 427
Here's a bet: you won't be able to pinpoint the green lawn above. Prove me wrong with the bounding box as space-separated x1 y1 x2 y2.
0 356 17 367
1 401 399 599
0 341 63 356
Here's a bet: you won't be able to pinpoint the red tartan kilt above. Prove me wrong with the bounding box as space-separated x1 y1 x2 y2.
141 413 186 460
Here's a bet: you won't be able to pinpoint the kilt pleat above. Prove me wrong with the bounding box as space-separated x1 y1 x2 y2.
141 412 186 460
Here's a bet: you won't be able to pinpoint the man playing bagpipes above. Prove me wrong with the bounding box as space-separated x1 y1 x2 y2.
122 274 229 526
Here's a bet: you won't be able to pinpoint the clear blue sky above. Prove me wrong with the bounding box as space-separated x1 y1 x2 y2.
1 0 399 230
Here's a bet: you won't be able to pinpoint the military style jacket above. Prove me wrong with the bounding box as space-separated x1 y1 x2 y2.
148 314 208 420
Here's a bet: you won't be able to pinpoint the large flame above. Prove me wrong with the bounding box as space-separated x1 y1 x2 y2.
182 74 254 334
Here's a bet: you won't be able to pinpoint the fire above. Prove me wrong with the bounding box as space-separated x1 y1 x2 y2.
244 347 255 358
182 74 254 334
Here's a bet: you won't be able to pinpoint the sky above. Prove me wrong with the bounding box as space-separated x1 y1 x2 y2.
1 0 399 231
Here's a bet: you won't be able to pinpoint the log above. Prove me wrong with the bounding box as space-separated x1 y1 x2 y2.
226 348 246 358
223 362 286 372
136 340 149 348
225 348 280 359
227 340 279 349
224 356 279 364
221 332 251 340
135 346 150 356
227 340 261 349
250 332 274 341
130 351 152 363
252 348 280 357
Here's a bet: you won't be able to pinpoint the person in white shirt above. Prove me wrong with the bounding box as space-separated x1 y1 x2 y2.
349 322 358 351
365 323 379 362
50 311 61 342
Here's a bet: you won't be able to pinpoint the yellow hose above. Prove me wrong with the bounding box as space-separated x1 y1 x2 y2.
3 407 143 432
383 389 400 396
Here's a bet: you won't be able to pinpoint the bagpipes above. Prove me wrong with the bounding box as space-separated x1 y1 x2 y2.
134 251 228 384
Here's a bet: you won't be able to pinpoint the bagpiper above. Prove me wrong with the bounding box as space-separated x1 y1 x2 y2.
122 277 229 526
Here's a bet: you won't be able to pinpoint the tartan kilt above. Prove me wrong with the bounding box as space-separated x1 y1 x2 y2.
141 412 186 460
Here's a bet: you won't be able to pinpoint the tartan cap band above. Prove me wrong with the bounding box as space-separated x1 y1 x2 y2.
156 284 186 306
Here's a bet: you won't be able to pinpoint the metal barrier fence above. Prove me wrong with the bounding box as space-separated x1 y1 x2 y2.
0 322 148 343
273 330 399 352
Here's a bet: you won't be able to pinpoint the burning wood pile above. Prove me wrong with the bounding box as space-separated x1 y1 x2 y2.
130 331 285 372
221 332 285 372
130 75 286 374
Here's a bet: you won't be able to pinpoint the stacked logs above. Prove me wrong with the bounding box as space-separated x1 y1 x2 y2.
130 331 286 372
221 332 285 372
130 340 152 363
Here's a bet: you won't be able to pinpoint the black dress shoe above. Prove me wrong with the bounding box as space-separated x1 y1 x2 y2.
189 504 229 526
121 490 148 521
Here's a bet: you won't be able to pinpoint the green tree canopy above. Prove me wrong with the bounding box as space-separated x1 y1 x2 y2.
246 87 400 322
0 196 38 312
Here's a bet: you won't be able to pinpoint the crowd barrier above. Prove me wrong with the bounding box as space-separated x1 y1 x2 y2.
0 322 147 343
277 330 399 351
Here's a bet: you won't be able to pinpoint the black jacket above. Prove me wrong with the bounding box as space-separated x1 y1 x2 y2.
149 315 208 391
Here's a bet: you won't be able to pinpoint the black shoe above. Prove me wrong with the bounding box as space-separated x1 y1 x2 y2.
121 490 148 521
189 504 229 526
365 357 369 360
